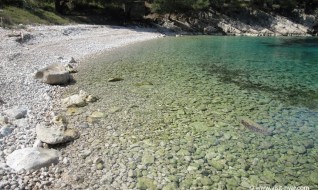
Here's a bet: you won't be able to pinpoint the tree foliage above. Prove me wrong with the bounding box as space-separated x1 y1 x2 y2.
1 0 317 17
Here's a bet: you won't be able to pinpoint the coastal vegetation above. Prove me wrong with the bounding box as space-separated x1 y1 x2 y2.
0 0 317 27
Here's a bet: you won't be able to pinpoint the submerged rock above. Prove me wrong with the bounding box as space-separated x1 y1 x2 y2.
240 117 270 135
137 177 157 190
34 63 71 85
142 151 155 165
87 111 106 123
208 160 225 171
108 77 124 82
36 124 80 145
6 147 59 171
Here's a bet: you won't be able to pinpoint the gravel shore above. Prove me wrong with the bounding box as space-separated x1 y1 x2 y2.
0 24 162 189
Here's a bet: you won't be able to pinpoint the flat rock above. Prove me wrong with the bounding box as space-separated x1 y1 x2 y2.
108 77 123 82
6 147 59 171
1 125 14 137
36 124 80 145
4 106 28 119
61 90 88 108
34 63 71 85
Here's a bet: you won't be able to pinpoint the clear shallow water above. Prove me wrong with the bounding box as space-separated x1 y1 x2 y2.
68 36 318 189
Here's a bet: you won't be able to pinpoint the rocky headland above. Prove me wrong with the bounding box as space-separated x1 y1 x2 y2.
149 8 318 36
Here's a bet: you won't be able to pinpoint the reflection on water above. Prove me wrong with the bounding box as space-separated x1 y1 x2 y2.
66 36 318 189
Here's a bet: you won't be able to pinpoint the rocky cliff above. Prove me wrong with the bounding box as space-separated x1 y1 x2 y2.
147 8 318 36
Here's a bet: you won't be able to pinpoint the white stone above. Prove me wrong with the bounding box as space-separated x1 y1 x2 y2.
33 139 43 148
4 106 28 119
34 63 70 85
6 147 59 171
61 90 88 108
36 124 80 145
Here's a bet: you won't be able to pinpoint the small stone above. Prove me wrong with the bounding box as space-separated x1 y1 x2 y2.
293 145 307 154
66 107 83 116
90 111 105 118
128 170 136 177
12 118 28 128
33 139 43 148
187 165 199 171
78 123 89 128
109 107 122 114
100 172 113 184
201 176 212 186
52 115 67 125
63 157 69 165
61 90 88 108
137 177 157 190
259 141 273 150
226 178 239 188
142 151 155 165
4 106 28 119
208 160 224 171
162 183 177 190
309 172 318 184
0 116 8 125
189 122 210 132
302 139 314 149
96 163 103 170
0 125 14 137
262 170 275 182
81 149 91 159
85 95 98 103
93 157 103 164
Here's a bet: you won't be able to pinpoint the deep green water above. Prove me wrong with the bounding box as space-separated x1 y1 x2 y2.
68 36 318 189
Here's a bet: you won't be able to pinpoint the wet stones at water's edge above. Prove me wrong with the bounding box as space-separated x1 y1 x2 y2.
6 148 60 171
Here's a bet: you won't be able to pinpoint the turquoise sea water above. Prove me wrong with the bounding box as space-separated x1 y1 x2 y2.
68 36 318 189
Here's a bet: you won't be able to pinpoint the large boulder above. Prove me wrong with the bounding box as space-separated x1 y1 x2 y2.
36 124 80 145
6 147 59 171
34 63 71 85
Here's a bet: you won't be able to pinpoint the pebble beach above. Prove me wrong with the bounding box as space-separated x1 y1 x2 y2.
0 24 162 189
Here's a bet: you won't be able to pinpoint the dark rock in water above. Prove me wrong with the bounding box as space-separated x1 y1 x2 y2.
240 118 270 135
108 77 124 82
